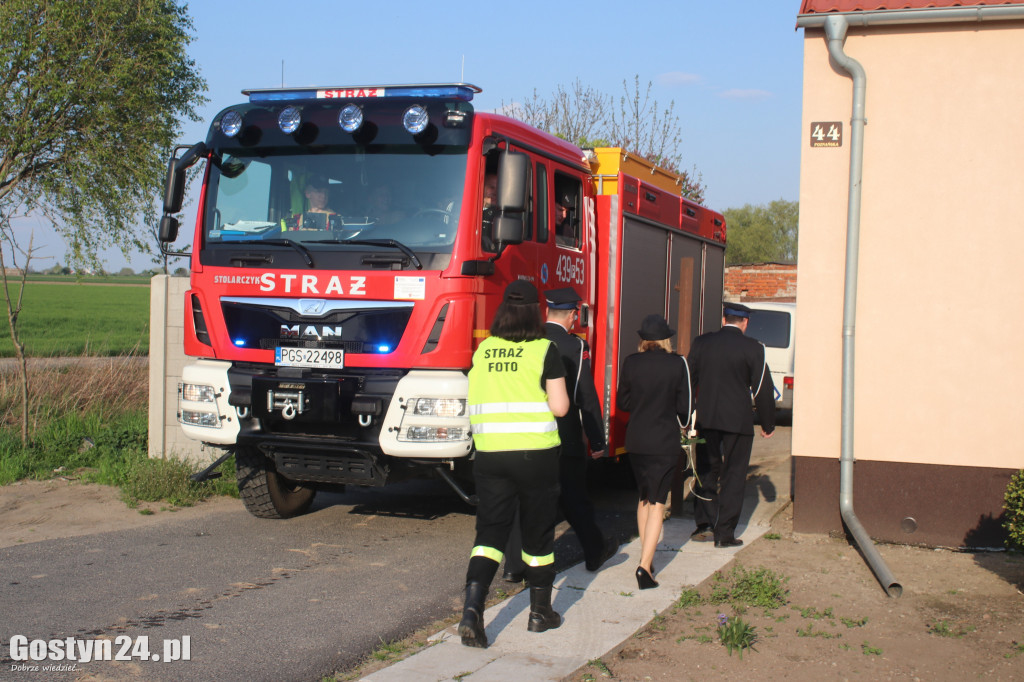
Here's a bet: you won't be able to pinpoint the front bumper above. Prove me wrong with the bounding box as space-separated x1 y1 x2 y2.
179 360 473 461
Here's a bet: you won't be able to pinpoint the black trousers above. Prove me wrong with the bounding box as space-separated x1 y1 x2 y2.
693 429 753 542
467 447 560 588
504 454 605 574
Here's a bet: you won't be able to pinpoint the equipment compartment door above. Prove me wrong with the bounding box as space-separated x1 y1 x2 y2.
618 217 669 371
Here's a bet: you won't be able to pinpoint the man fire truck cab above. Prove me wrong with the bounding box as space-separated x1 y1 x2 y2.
159 83 726 519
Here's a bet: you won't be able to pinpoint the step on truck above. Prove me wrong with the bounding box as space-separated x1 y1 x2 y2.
159 83 726 519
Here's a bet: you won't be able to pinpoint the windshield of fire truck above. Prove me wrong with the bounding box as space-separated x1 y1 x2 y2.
202 146 467 254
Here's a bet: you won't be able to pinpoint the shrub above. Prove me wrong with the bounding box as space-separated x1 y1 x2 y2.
708 565 789 609
717 613 758 658
1003 469 1024 551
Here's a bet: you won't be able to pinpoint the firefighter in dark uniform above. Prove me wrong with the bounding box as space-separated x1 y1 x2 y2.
501 287 615 582
458 280 569 649
687 301 776 548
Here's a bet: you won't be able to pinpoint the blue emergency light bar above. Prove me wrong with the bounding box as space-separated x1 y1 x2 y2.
243 83 482 104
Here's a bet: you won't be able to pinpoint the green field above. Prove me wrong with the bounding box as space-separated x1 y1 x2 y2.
0 282 150 357
25 274 154 285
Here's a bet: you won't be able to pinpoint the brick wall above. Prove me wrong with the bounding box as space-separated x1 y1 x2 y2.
724 262 797 301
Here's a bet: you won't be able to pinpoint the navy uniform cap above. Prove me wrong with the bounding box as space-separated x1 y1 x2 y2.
723 301 753 318
545 287 581 310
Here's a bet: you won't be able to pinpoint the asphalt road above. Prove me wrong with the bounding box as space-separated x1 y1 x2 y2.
0 473 640 682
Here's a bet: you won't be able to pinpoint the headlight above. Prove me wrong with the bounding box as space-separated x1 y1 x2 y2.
220 110 243 137
410 398 466 418
278 106 301 134
339 104 363 132
403 426 466 441
181 383 216 402
402 105 429 134
180 410 221 428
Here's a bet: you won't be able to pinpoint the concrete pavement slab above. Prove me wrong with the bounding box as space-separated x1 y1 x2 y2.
361 428 791 681
362 520 772 682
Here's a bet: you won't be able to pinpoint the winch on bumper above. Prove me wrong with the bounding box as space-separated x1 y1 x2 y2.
177 360 473 490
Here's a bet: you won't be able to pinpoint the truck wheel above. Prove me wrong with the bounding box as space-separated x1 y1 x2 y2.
235 446 315 519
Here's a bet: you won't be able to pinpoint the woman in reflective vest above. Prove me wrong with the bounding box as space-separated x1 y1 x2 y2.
458 279 569 649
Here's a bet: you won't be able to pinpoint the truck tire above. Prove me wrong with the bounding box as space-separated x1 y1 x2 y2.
235 446 315 519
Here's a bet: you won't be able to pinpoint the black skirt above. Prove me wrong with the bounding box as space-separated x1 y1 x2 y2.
629 451 681 504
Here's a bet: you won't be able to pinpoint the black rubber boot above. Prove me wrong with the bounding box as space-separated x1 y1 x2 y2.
458 581 489 648
526 586 562 633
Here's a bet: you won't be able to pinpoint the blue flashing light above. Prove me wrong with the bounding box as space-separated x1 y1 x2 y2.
248 89 319 102
376 344 392 353
233 338 247 347
245 83 481 104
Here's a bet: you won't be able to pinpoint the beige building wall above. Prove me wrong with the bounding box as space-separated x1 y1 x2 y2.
795 20 1024 545
147 274 210 465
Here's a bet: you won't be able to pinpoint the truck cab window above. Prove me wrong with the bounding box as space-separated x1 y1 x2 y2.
481 163 498 253
554 173 582 249
536 163 548 243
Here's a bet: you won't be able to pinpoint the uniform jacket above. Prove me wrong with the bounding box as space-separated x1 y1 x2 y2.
687 325 776 435
544 321 606 458
616 348 692 456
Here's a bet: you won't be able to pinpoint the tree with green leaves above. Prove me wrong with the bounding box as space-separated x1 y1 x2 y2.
723 200 799 265
502 76 705 203
0 0 206 442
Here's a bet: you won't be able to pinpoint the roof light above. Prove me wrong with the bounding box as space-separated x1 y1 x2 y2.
278 106 301 134
220 110 243 137
403 105 429 134
339 104 364 132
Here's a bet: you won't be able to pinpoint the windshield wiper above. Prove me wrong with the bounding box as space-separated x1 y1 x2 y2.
230 238 314 267
306 238 423 270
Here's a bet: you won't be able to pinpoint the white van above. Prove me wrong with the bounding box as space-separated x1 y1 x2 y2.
743 301 796 411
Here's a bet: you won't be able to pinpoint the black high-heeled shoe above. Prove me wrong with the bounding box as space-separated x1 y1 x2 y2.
635 566 659 590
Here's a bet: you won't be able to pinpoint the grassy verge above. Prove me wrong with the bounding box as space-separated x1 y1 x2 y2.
0 355 238 507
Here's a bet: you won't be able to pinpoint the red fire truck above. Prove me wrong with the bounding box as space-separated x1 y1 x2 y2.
159 83 726 519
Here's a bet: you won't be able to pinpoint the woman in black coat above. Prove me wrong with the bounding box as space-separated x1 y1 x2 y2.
616 314 691 589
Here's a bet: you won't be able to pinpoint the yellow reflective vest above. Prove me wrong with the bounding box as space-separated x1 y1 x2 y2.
468 336 560 452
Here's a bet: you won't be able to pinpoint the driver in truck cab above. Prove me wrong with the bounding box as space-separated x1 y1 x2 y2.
480 171 498 251
282 175 338 231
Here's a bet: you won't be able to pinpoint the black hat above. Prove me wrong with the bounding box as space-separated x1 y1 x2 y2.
503 280 539 305
545 287 581 310
638 314 675 340
723 301 752 318
307 175 330 190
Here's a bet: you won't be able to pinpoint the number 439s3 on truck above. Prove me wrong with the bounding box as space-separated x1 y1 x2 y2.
159 83 726 519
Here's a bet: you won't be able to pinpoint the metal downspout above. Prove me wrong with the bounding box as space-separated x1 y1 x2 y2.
823 14 902 598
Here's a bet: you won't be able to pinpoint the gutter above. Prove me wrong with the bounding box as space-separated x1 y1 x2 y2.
797 6 1024 29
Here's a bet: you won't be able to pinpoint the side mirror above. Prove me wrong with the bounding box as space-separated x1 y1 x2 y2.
496 151 528 212
159 215 180 244
492 150 529 247
162 156 187 215
162 142 207 215
493 214 524 245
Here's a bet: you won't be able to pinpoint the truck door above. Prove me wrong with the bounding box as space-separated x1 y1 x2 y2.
480 147 541 292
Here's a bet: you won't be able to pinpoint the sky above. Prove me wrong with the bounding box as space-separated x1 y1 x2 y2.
17 0 807 273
